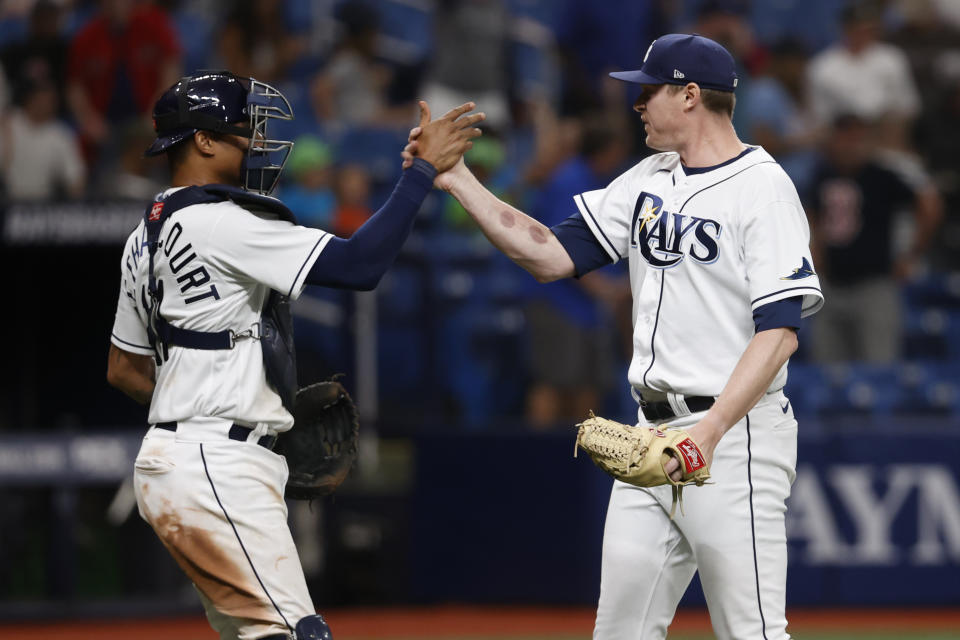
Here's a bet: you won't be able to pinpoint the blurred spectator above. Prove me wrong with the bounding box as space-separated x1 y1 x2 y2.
930 0 960 30
805 114 942 363
280 135 337 230
889 0 960 33
216 0 306 84
0 60 8 115
67 0 181 163
552 0 664 117
0 79 85 201
0 1 31 48
915 56 960 268
331 164 373 236
807 1 921 150
688 0 759 138
422 0 512 131
523 115 631 429
519 100 583 190
0 0 68 117
749 0 846 53
740 38 821 195
156 0 217 76
96 120 166 200
311 1 404 131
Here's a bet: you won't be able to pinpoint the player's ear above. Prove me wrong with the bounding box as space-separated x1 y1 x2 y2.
193 130 217 157
683 83 700 112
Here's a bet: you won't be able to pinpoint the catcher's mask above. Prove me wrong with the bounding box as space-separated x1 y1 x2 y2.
146 70 295 195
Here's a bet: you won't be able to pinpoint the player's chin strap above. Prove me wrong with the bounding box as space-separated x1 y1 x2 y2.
143 184 299 411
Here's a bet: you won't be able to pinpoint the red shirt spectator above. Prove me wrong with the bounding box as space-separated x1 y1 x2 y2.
67 2 180 157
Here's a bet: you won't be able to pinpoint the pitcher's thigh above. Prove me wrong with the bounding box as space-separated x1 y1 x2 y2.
594 482 696 640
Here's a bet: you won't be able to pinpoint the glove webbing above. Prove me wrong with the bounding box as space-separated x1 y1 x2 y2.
573 412 650 475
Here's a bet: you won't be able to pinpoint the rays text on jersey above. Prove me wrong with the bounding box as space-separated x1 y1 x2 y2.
630 192 722 268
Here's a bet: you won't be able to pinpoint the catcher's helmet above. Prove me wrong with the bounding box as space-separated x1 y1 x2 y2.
146 70 295 195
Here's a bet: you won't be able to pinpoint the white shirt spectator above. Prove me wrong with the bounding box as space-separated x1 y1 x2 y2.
807 41 920 124
1 109 85 200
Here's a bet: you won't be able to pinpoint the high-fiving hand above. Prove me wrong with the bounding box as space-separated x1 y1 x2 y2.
404 100 484 175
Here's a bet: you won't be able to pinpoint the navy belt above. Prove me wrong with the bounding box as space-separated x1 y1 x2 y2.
640 395 714 421
155 421 277 450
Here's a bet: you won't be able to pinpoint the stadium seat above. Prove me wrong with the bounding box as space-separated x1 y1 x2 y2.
903 270 960 308
335 126 409 197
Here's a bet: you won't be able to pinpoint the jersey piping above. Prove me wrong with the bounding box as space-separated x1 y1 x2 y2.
576 192 622 261
680 146 756 175
288 234 331 298
642 275 667 388
112 332 152 352
678 161 778 213
201 444 294 632
745 415 770 640
752 285 823 307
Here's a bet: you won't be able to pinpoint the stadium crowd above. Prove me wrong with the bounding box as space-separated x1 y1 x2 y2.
2 0 959 427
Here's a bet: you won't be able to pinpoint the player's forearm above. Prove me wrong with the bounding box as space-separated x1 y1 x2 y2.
117 379 155 406
306 159 436 290
106 345 156 405
445 169 575 282
698 327 798 442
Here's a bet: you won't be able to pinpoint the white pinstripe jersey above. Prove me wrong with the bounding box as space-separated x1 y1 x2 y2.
574 146 824 397
111 188 330 431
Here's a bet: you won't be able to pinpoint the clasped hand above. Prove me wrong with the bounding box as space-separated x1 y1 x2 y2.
402 100 484 175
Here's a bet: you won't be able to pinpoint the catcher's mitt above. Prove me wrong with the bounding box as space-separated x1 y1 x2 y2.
574 412 711 518
275 380 359 500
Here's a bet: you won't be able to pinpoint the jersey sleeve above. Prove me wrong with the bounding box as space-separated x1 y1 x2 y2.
572 169 636 264
206 206 332 300
110 234 153 356
550 212 614 277
741 199 824 318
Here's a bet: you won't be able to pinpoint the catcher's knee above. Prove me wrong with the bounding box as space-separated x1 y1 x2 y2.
296 614 333 640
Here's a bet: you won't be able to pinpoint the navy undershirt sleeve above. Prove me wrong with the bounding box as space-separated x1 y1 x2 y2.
305 158 436 290
550 212 613 277
753 296 803 333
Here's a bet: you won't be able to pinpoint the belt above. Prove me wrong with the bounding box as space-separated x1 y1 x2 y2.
155 421 277 450
640 395 715 421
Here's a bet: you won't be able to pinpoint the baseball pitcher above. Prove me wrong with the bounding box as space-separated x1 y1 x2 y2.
404 34 823 640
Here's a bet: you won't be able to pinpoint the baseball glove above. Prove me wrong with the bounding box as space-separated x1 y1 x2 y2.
275 380 360 500
574 412 711 518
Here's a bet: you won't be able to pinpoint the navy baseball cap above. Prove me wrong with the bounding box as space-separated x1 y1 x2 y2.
610 34 738 92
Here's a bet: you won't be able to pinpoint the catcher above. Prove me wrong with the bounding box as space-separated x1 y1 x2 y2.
107 71 482 640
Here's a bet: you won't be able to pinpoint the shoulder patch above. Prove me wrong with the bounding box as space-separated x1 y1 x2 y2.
781 257 816 280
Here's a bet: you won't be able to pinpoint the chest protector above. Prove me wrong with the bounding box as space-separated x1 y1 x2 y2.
143 185 298 412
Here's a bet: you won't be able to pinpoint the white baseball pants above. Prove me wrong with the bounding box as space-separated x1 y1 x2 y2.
593 391 798 640
133 419 315 640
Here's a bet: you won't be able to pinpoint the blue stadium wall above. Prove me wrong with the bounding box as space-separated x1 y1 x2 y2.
407 420 960 606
